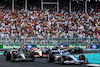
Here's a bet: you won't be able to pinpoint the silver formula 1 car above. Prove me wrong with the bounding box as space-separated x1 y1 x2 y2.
5 48 35 62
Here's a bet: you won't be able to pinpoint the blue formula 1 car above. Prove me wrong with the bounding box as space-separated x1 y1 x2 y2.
47 52 87 64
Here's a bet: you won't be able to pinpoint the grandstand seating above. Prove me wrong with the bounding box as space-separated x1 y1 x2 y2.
0 0 100 45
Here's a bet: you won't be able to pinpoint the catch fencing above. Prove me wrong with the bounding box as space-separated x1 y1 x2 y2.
0 36 99 45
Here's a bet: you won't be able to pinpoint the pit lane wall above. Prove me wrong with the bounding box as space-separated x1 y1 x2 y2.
0 44 100 49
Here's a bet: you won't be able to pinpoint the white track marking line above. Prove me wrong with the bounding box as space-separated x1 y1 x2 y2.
86 64 100 67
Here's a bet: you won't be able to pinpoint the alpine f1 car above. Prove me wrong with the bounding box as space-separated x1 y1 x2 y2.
47 52 87 64
5 48 35 62
31 47 50 57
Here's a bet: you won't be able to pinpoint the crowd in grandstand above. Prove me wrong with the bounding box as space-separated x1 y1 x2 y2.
0 1 100 42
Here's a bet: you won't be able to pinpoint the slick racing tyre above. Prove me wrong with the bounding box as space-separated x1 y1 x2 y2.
79 49 83 53
59 56 64 65
4 50 7 56
47 54 54 62
46 51 49 54
79 55 85 61
74 49 78 53
6 52 11 60
30 53 35 61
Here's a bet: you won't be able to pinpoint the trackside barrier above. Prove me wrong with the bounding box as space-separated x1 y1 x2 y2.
0 45 3 49
87 45 100 49
23 45 36 49
2 45 22 49
68 45 87 48
67 45 100 49
0 45 100 49
36 45 55 48
56 44 69 47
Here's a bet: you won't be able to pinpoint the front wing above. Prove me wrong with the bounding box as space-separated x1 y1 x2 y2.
64 60 85 64
13 58 34 61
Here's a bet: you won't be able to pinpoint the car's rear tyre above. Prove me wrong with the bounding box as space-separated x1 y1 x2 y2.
47 54 54 62
30 53 35 61
79 55 85 61
4 50 7 56
46 51 49 54
74 49 78 53
79 49 83 53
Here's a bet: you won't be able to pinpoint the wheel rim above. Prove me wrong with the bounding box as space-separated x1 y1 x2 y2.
47 55 50 62
6 56 7 60
11 56 12 61
11 58 13 61
48 58 50 62
30 55 31 58
60 57 63 64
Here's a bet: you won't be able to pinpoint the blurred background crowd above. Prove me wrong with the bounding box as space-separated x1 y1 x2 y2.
0 0 100 45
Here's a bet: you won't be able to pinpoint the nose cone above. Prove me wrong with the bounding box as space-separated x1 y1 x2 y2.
20 54 26 59
39 51 42 56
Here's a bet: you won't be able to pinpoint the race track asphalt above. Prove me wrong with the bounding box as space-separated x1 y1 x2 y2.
0 56 86 67
1 51 100 67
